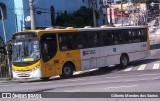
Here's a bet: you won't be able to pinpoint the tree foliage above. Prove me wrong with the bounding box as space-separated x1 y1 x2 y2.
55 6 99 27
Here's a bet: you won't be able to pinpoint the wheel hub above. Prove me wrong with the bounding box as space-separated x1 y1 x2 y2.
64 67 71 74
122 58 127 66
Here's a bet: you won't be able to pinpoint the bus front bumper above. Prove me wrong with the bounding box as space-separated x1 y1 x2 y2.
12 68 42 79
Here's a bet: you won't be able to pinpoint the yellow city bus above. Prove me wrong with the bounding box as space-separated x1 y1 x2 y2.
12 26 150 80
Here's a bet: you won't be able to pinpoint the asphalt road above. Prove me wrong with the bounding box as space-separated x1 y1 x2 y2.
1 49 160 101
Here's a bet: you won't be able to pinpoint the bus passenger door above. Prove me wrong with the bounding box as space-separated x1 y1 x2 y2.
41 34 57 77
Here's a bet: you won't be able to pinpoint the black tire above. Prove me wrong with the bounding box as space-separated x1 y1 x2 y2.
60 63 74 78
120 55 129 68
41 77 50 81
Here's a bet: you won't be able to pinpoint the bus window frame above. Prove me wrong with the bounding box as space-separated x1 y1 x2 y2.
40 33 57 62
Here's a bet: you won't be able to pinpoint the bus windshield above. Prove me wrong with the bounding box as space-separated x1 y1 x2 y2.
12 38 40 62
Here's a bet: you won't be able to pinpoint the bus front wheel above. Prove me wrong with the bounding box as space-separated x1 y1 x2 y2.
60 63 74 78
120 54 129 68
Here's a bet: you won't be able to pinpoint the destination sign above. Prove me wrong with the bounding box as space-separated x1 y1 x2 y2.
13 33 37 40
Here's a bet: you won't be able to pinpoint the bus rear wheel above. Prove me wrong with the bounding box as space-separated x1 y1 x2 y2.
60 63 74 78
120 55 129 68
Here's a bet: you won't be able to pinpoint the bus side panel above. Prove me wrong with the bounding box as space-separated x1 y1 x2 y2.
80 48 100 71
55 50 81 75
99 44 134 66
131 42 150 61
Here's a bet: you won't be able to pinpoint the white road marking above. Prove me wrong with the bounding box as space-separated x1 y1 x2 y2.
124 67 132 72
153 63 159 69
64 90 80 92
138 73 160 76
105 85 138 89
138 64 146 70
123 77 160 83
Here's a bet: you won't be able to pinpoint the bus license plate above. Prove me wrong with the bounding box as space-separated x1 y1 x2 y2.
21 73 26 76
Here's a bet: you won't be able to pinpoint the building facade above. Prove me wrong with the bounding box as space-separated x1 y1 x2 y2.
0 0 16 40
0 0 88 40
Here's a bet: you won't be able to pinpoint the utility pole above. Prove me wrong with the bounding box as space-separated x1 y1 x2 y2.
105 6 109 25
0 6 12 79
29 0 36 30
103 0 109 25
92 0 97 27
109 3 113 25
121 0 123 26
107 0 113 26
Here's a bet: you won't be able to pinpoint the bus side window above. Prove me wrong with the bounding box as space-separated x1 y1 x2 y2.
59 34 68 51
128 31 133 43
98 31 105 46
86 32 98 48
83 32 88 48
106 32 112 45
74 32 83 49
141 29 147 42
112 31 120 45
132 30 141 43
121 30 132 43
59 33 75 50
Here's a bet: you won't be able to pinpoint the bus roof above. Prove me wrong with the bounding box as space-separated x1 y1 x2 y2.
78 25 148 31
13 25 148 35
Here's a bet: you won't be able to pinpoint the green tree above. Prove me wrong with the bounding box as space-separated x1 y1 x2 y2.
55 6 99 27
50 6 55 26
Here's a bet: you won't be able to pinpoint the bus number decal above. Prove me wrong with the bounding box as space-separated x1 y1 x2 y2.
113 48 116 52
142 44 146 47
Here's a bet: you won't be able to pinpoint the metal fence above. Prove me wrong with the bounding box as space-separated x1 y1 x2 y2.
0 42 11 80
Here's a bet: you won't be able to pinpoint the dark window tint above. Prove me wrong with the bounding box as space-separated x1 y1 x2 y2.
120 30 133 43
41 34 57 62
59 33 74 50
85 32 98 48
58 28 148 51
132 29 141 42
59 31 98 51
99 31 113 46
140 28 147 42
73 32 85 49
